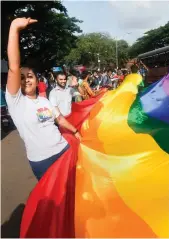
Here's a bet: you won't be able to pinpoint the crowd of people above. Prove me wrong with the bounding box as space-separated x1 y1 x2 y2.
1 64 146 124
35 64 145 113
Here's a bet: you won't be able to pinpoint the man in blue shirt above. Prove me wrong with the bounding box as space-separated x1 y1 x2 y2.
100 69 112 87
90 71 100 89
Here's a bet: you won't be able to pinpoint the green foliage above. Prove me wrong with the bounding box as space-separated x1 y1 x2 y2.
1 1 82 71
129 22 169 58
117 40 130 67
64 33 129 69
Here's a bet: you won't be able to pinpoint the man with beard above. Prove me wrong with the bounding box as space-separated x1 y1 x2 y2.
49 71 73 117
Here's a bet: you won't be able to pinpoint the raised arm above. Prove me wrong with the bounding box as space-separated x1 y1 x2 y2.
140 60 149 72
84 83 95 97
7 18 37 95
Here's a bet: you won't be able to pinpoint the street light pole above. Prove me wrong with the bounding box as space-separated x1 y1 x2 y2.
89 52 106 71
115 39 118 69
97 53 100 71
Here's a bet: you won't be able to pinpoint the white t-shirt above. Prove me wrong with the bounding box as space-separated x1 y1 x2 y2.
6 88 68 162
49 85 72 117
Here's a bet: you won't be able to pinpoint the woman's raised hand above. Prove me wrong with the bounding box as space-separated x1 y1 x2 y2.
11 17 38 31
7 17 38 95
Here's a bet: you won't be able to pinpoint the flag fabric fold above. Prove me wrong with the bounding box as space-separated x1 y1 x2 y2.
20 74 169 238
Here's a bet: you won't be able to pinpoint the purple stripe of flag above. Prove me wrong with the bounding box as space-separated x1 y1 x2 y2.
140 74 169 124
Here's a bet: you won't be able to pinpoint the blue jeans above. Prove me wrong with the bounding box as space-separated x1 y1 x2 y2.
29 144 70 181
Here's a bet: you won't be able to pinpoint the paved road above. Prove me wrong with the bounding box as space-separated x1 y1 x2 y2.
1 129 37 238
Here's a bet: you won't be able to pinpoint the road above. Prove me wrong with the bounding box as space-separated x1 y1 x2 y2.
1 129 37 238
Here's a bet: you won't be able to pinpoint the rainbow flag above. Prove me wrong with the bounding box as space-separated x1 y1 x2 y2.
20 73 169 238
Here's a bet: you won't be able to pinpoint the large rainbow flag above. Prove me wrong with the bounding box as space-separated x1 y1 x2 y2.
20 73 169 238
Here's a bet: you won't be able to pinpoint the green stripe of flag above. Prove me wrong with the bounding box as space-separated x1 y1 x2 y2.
128 97 169 154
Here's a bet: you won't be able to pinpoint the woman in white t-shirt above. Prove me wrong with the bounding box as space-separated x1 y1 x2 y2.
6 18 81 180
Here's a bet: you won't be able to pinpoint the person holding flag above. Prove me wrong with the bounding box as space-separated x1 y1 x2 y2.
6 17 81 180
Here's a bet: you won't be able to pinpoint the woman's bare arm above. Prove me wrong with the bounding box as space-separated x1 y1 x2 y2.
7 18 37 95
56 114 81 141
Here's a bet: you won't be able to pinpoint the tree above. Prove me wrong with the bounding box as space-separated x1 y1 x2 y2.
64 33 129 69
117 40 130 67
129 22 169 58
1 1 82 71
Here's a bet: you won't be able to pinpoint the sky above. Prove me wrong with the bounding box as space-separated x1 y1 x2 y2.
63 0 169 45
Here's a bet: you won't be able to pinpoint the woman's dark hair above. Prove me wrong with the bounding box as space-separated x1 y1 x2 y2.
98 70 103 74
131 64 139 73
21 65 38 79
81 70 90 80
107 69 112 73
122 70 128 75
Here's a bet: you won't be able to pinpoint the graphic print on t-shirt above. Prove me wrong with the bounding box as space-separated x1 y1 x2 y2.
37 107 53 122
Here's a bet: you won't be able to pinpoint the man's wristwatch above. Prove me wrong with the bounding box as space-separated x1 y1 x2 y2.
73 129 78 134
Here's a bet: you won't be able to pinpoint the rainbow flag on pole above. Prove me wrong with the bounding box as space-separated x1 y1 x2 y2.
21 73 169 238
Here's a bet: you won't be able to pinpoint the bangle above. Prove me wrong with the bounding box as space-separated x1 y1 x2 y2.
73 129 78 134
